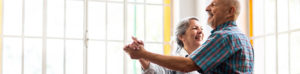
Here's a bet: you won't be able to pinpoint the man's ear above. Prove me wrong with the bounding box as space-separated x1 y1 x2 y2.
227 6 236 19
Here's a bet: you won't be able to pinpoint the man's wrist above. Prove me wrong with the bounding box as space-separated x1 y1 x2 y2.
138 49 148 59
139 49 153 61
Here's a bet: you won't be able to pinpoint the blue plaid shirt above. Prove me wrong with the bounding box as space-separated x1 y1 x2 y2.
189 21 254 74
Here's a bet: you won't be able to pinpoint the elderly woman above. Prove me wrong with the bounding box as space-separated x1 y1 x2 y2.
138 17 204 74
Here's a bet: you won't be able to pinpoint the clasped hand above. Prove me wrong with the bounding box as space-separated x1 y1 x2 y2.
123 37 145 59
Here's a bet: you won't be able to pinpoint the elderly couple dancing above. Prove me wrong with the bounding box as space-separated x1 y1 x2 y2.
123 0 254 74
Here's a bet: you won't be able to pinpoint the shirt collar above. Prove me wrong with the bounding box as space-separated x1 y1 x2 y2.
211 21 237 33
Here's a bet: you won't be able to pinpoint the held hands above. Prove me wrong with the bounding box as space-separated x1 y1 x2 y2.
123 36 145 59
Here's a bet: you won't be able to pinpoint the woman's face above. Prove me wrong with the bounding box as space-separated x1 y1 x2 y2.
180 20 204 51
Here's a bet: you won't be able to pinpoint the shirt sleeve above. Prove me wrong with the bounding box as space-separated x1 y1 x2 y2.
189 33 239 73
142 63 171 74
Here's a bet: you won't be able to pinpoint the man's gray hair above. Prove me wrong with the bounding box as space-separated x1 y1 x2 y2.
175 17 199 52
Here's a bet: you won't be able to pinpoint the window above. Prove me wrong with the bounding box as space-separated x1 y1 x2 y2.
251 0 300 74
0 0 172 74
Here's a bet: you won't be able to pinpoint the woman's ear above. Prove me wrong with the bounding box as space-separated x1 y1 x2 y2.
178 35 184 41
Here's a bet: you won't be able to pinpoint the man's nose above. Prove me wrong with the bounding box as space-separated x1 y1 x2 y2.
206 6 211 12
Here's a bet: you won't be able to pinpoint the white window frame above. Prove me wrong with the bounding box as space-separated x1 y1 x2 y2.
0 0 168 74
252 0 300 74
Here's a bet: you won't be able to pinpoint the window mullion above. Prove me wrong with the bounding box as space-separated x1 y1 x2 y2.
123 0 128 74
42 0 47 74
63 0 67 74
104 0 108 74
287 0 291 73
275 0 279 74
21 0 25 73
262 0 266 73
83 0 88 74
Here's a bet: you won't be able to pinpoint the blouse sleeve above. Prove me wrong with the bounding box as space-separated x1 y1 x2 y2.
142 62 173 74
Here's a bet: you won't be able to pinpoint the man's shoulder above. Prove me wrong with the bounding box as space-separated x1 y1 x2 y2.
212 28 247 39
211 29 234 37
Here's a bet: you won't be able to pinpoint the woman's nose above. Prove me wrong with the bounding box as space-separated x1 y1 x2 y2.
197 28 202 32
197 30 202 34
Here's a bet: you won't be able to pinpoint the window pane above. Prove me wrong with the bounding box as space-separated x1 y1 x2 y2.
3 0 22 36
145 5 163 42
89 0 105 1
253 0 265 36
47 39 64 74
128 0 144 3
66 0 83 38
24 0 43 36
88 41 105 74
107 3 124 40
278 33 289 74
47 0 64 38
253 37 265 74
264 0 276 34
277 0 289 32
66 40 83 74
146 0 162 4
125 58 142 74
109 0 123 2
88 2 105 40
144 43 163 54
107 42 123 74
2 38 22 74
127 4 145 41
265 35 276 74
289 0 300 30
291 31 300 74
24 38 42 74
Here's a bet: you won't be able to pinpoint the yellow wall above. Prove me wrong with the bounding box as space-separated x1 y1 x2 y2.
163 0 172 55
249 0 253 44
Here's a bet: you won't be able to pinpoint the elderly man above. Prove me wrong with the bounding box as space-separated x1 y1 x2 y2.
124 0 254 73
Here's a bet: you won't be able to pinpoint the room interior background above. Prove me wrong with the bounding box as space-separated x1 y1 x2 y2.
0 0 299 74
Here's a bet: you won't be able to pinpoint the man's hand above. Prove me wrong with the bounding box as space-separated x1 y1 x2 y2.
123 37 146 59
123 43 145 59
131 36 144 48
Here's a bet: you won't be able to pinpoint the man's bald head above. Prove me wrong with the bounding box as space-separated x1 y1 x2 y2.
206 0 241 29
223 0 241 20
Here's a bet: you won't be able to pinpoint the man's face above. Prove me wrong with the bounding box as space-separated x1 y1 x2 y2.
206 0 229 27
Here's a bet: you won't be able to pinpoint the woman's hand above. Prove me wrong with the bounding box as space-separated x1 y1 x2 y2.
139 58 150 70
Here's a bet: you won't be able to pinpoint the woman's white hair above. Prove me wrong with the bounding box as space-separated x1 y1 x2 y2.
175 16 199 52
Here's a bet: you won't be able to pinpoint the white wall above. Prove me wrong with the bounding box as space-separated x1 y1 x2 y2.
179 0 197 19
